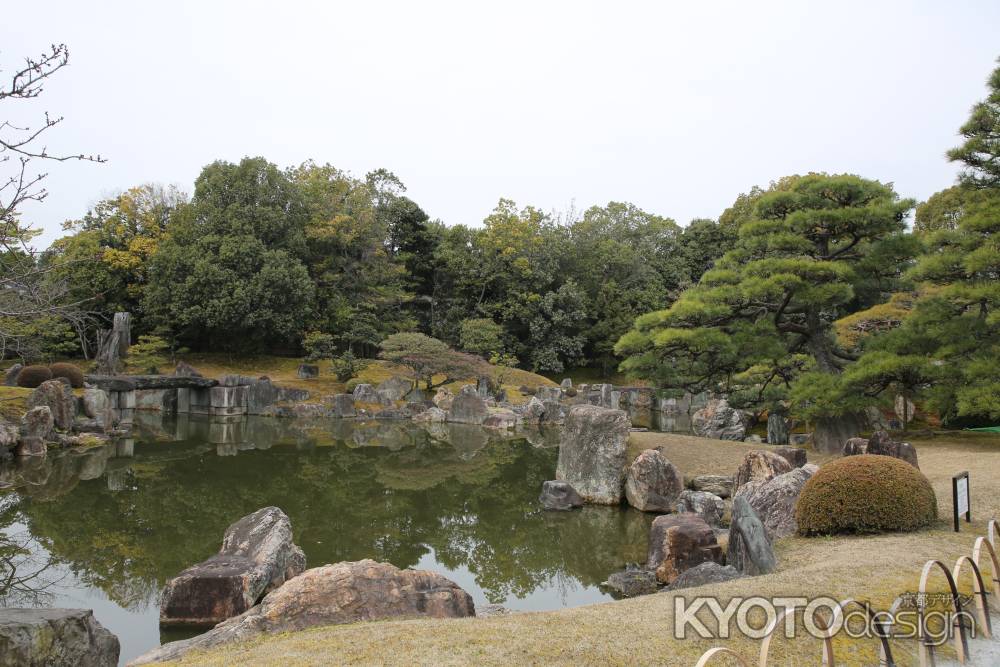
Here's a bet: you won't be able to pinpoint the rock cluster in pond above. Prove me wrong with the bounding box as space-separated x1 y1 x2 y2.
159 506 306 628
647 513 723 584
0 608 120 667
842 430 919 468
131 559 475 666
555 404 630 505
27 379 76 431
691 399 746 441
538 480 584 511
624 448 684 512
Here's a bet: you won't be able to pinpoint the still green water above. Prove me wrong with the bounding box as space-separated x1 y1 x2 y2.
0 413 654 665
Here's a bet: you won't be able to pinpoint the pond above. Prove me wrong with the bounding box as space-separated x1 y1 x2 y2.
0 413 659 665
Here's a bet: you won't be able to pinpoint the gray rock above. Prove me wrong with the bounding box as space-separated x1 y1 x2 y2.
325 393 356 418
536 386 562 402
842 437 869 456
560 378 573 390
82 387 112 430
27 380 76 431
770 446 807 468
727 496 777 575
413 406 447 423
692 399 746 441
3 363 23 387
159 506 306 628
540 399 566 424
865 430 919 468
624 449 684 512
0 418 19 451
296 364 319 379
813 413 865 453
539 480 584 511
377 376 413 402
735 464 818 539
476 376 491 399
603 565 659 597
518 396 546 424
173 361 202 377
131 560 474 666
483 408 518 429
447 385 488 425
555 405 630 505
789 433 812 446
665 562 743 591
20 405 53 442
766 413 789 445
690 474 734 498
894 395 916 423
0 608 120 667
352 383 385 405
675 490 725 526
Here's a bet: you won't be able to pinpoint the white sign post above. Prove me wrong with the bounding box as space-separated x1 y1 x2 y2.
953 472 970 532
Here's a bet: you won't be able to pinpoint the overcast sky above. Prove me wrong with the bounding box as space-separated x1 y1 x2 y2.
4 1 1000 248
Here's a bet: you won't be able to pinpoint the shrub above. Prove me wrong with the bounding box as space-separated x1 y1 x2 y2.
49 362 85 388
796 455 937 536
345 378 362 394
16 365 53 388
330 351 368 382
302 331 337 362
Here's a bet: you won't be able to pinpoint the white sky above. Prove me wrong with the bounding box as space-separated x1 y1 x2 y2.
4 0 999 248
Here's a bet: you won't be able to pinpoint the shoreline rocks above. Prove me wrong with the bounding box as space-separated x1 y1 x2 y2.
624 449 684 512
0 608 119 667
131 560 475 665
159 507 306 628
539 480 584 511
647 513 723 584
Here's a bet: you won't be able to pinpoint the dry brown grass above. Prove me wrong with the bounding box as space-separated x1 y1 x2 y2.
159 432 1000 667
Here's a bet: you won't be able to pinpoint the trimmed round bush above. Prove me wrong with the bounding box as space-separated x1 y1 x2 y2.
796 454 937 536
49 362 85 388
344 378 362 394
16 365 53 388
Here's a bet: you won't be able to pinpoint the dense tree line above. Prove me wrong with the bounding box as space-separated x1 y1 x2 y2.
42 161 735 373
619 57 1000 426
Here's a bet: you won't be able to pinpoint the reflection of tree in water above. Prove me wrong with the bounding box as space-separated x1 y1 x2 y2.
0 494 63 606
2 419 651 610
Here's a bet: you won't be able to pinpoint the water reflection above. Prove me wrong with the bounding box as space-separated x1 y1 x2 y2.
0 413 653 663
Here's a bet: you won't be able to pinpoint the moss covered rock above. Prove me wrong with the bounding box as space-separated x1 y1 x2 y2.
796 455 937 536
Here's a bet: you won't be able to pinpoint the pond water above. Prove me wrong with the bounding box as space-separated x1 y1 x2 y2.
0 413 661 665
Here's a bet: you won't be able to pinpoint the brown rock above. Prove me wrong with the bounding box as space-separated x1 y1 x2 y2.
770 446 807 468
624 449 684 512
131 560 475 665
26 380 76 431
733 450 792 493
646 513 723 584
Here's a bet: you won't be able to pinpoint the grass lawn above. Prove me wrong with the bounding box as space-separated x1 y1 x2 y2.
158 431 1000 667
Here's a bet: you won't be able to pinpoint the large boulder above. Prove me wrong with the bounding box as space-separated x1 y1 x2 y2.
647 513 723 584
624 449 684 512
447 385 488 425
733 450 792 494
376 376 413 402
691 399 746 441
27 380 76 431
0 608 119 667
665 562 744 591
413 406 447 423
18 406 53 457
352 383 384 405
727 496 777 575
131 560 475 666
690 474 734 498
159 507 306 628
540 399 566 425
675 490 725 527
813 413 865 454
766 413 789 445
735 464 818 539
81 388 112 430
324 393 356 419
432 388 454 410
539 480 584 511
555 405 630 505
